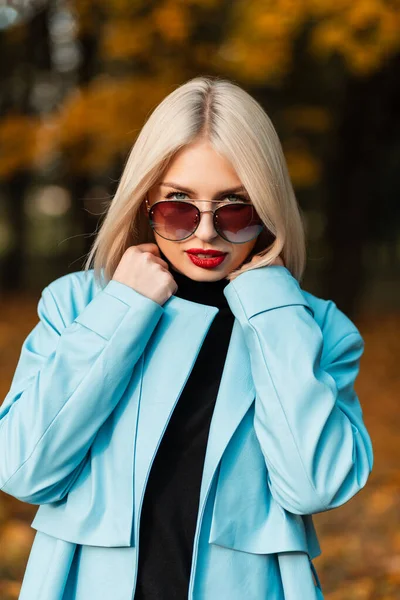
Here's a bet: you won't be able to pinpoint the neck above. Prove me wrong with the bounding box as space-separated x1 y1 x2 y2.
169 264 229 309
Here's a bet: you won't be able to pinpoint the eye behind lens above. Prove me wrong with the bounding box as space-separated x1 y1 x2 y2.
148 199 265 243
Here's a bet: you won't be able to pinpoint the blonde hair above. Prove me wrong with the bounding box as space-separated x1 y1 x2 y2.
84 75 307 286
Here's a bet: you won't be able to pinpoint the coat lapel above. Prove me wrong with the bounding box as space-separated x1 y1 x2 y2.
198 318 256 512
132 295 219 545
134 295 256 547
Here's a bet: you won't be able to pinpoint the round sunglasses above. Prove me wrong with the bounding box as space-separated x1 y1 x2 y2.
145 197 265 244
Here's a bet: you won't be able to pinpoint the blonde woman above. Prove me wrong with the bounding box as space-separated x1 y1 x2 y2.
0 76 373 600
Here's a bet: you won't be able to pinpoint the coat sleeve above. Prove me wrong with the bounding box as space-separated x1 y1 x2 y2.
0 278 164 504
224 265 374 515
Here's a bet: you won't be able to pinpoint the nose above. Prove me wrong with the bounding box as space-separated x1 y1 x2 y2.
193 202 219 242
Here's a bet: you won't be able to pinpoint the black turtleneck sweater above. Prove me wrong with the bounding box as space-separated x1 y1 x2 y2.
134 264 235 600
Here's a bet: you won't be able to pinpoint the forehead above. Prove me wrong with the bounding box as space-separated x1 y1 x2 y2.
161 142 242 190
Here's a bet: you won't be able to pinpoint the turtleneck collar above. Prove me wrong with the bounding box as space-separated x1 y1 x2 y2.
171 266 230 309
159 249 230 310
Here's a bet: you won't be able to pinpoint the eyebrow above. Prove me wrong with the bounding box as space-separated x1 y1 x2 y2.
159 181 249 198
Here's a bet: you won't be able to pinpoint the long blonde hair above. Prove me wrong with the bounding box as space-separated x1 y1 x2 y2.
83 75 306 286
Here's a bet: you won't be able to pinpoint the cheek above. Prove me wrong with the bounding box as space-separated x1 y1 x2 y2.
230 242 257 266
155 238 183 263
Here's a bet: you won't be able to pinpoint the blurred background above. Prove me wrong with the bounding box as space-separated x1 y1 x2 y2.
0 0 399 598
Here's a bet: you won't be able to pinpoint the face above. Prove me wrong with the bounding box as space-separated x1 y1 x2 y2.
145 139 259 282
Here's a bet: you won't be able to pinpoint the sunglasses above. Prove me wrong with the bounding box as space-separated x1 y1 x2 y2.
145 197 265 244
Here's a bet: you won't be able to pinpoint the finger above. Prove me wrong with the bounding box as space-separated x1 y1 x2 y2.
150 255 169 269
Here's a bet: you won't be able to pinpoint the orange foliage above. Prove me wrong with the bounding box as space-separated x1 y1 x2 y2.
1 0 400 180
283 139 322 188
215 0 307 84
309 0 400 75
0 116 38 179
47 77 177 172
152 1 191 44
102 18 153 60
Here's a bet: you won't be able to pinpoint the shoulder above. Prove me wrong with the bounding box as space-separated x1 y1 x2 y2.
40 269 103 329
303 289 361 338
303 288 364 363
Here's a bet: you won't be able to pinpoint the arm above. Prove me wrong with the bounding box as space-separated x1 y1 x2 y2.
224 265 374 515
0 278 164 504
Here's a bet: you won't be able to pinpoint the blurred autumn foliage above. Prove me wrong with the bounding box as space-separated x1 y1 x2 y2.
2 0 400 178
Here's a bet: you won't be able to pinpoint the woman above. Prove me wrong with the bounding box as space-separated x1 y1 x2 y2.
0 76 373 600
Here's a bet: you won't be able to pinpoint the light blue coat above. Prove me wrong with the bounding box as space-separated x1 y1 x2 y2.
0 265 373 599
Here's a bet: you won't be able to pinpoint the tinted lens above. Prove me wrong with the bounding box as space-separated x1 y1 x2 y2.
149 201 199 240
149 200 264 243
215 204 264 243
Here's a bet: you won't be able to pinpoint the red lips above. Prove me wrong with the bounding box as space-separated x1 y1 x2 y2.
186 248 227 256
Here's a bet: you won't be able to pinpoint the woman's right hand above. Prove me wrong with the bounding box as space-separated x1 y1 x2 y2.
112 243 178 306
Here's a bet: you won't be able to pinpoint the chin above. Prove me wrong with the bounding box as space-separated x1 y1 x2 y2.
186 264 231 282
